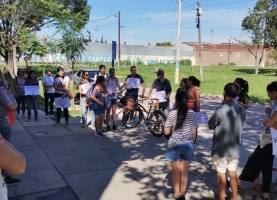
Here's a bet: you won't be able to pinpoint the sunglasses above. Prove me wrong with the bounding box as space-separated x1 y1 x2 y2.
84 74 90 76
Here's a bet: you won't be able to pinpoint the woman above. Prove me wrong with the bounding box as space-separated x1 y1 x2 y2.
234 78 249 109
13 68 26 118
105 68 124 131
0 135 26 200
187 76 201 112
176 78 189 93
0 70 10 91
90 76 107 137
42 68 55 119
238 81 277 200
78 71 95 128
53 67 70 127
25 70 39 121
164 91 198 200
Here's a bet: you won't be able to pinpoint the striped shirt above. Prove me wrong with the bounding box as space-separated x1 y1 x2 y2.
165 109 198 149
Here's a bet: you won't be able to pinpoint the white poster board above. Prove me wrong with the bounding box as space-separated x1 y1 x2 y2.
270 128 277 155
55 97 70 108
105 94 111 108
81 82 94 94
195 112 209 124
151 90 167 103
24 86 40 95
126 78 140 89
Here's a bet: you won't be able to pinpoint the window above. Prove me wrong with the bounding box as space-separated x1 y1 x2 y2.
76 70 83 77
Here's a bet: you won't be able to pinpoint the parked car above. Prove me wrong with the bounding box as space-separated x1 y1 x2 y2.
73 69 99 85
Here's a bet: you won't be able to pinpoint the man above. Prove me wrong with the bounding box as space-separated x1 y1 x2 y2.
119 66 146 127
148 69 172 117
42 68 55 119
105 68 124 131
208 83 245 200
0 86 22 185
94 64 108 81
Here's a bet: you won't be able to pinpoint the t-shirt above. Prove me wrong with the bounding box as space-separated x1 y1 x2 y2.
14 76 26 97
237 91 249 104
106 77 119 100
125 74 144 98
54 76 70 94
0 89 15 127
165 110 198 149
94 73 108 81
208 101 245 158
42 75 55 93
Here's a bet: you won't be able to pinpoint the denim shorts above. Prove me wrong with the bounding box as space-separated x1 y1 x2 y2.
110 99 118 106
92 102 105 116
166 143 194 162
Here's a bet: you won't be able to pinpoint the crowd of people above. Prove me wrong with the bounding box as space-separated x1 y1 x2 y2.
0 64 276 200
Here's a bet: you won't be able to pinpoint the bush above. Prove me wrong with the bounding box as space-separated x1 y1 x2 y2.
229 62 236 66
180 59 192 66
137 61 144 66
218 63 225 66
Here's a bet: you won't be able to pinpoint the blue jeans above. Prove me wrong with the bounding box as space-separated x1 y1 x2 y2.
81 97 95 125
0 127 12 142
26 98 38 119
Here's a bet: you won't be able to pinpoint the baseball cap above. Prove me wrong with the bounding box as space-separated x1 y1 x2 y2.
155 69 165 76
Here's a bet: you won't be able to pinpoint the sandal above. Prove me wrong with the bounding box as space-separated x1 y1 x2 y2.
249 196 269 200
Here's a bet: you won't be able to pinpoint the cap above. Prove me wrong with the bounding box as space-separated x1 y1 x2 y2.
155 69 164 76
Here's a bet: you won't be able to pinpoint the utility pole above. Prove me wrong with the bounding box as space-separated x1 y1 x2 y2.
196 1 203 81
228 39 230 66
175 0 182 84
118 11 121 70
210 29 213 44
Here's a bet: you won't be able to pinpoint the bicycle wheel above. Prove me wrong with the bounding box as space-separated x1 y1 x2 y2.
122 107 143 129
147 110 166 137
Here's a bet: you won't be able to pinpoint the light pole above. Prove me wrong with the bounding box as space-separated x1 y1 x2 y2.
175 0 182 84
210 29 213 44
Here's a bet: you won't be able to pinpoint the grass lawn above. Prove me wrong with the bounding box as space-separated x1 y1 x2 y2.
2 63 276 117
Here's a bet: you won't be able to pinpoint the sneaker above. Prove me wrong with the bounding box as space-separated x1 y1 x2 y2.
106 125 111 131
27 118 31 122
126 122 131 127
16 113 20 118
5 176 21 186
49 115 55 118
95 131 104 137
168 193 185 200
35 117 39 121
22 113 27 118
45 115 49 119
101 129 105 133
113 125 118 130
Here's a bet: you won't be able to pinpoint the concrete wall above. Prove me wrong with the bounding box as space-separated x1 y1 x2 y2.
31 42 196 65
194 50 263 66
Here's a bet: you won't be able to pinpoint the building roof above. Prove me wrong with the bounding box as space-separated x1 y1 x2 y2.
184 43 263 52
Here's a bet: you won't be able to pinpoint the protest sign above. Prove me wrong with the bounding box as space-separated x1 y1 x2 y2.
126 78 140 89
151 90 167 103
270 128 277 155
195 112 209 124
55 97 70 108
24 86 40 95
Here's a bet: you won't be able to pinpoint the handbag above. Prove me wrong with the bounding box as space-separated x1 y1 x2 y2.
67 92 73 100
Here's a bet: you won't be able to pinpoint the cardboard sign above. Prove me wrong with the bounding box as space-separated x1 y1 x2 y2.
195 112 209 124
152 90 167 103
270 128 277 155
126 78 140 89
24 86 40 95
55 97 70 108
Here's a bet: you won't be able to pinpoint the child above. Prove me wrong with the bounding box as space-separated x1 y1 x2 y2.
25 70 39 121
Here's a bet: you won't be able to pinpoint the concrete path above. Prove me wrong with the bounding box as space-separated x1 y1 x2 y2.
7 91 277 200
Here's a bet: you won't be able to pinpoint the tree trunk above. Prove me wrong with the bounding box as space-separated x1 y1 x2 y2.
71 60 75 111
6 47 16 77
255 55 259 75
12 45 18 76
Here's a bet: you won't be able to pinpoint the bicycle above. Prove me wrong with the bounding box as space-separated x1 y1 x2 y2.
121 95 166 137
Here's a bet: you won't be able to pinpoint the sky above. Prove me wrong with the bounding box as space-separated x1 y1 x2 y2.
39 0 258 46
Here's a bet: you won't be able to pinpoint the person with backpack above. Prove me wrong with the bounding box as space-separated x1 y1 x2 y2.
78 71 95 128
105 68 124 131
13 68 27 118
25 70 39 122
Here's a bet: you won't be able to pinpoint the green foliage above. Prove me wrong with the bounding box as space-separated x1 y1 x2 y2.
137 61 144 65
179 59 192 66
267 49 277 61
156 42 171 46
229 62 236 66
121 60 132 65
218 63 225 66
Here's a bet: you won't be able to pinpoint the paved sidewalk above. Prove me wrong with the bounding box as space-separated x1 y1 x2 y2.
7 93 277 200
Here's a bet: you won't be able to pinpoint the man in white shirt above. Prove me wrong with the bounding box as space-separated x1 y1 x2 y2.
94 64 108 81
42 68 55 119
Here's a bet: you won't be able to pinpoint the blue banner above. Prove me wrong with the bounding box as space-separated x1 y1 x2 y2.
112 41 116 60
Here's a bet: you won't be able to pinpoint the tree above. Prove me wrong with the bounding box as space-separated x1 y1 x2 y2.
267 48 277 65
57 31 91 110
100 35 104 43
0 0 91 76
156 42 171 46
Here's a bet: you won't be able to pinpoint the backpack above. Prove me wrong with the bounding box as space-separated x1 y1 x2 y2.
0 88 15 126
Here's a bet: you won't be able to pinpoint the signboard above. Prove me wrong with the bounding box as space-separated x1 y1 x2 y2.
195 112 209 125
151 91 167 103
112 41 117 60
55 97 70 108
24 86 40 96
126 78 140 89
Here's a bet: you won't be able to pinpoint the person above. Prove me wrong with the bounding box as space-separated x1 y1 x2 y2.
94 64 108 81
164 91 198 200
119 66 146 127
234 78 249 109
176 78 189 93
105 68 124 131
13 68 26 118
25 70 39 121
208 83 245 200
42 68 55 119
90 76 107 137
0 135 26 200
237 81 277 200
148 69 172 117
0 85 22 185
78 71 95 128
0 70 10 91
187 76 201 112
53 67 70 127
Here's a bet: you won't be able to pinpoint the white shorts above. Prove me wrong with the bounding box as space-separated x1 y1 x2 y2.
212 157 239 173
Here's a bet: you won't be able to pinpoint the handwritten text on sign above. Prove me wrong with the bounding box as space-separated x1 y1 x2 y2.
126 78 140 89
151 90 166 103
24 86 40 96
81 82 94 94
55 97 70 108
